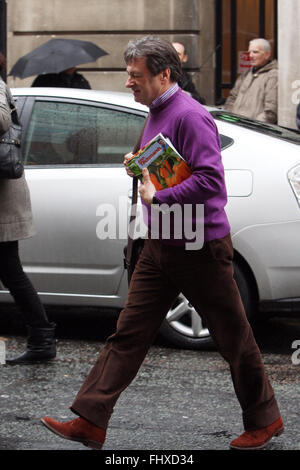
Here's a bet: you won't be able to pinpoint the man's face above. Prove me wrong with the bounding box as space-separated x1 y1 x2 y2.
125 57 166 106
248 42 271 68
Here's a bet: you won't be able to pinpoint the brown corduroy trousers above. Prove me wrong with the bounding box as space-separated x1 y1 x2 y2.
71 235 280 431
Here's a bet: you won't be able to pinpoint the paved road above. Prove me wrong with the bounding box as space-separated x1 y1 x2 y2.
0 306 300 454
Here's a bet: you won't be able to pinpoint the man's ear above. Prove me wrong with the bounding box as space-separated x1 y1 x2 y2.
182 54 188 64
161 68 171 83
266 50 272 61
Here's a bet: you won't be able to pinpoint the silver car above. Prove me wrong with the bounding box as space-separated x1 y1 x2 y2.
1 87 300 350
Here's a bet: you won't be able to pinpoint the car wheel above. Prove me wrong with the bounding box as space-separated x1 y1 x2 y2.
159 260 253 350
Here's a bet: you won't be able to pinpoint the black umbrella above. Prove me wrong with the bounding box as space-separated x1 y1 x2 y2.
9 38 108 79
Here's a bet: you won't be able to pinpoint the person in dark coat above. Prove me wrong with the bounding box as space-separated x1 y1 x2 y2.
31 67 91 89
172 42 206 104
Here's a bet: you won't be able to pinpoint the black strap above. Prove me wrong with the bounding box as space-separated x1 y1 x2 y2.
4 84 20 126
125 116 148 272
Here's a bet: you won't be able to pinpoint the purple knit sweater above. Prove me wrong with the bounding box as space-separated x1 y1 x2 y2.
141 88 230 247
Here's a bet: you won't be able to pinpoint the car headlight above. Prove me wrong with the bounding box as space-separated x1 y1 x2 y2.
288 164 300 207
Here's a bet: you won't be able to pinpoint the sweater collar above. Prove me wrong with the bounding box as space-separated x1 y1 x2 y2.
150 83 179 110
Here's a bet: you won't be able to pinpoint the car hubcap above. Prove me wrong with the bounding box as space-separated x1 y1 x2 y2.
166 294 210 339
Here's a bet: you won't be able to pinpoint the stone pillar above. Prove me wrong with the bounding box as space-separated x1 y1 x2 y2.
278 0 300 129
6 0 217 104
197 0 216 105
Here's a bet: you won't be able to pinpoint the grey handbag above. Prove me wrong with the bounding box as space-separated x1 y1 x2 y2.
0 86 23 179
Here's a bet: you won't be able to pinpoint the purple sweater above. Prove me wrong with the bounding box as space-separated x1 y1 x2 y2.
141 88 230 247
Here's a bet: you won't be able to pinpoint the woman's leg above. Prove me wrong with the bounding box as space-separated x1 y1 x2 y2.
0 240 50 327
0 240 56 363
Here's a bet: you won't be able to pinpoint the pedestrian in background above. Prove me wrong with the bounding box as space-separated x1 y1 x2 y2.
296 102 300 130
0 61 56 365
41 36 283 451
225 38 278 123
31 67 91 89
172 41 206 104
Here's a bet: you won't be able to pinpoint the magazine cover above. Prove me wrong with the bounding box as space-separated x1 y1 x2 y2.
127 133 192 190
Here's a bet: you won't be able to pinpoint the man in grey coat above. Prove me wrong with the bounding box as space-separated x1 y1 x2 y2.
225 38 278 124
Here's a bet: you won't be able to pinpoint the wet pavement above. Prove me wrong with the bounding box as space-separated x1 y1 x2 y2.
0 306 300 455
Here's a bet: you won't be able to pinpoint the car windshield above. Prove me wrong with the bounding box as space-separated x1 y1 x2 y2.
211 111 300 145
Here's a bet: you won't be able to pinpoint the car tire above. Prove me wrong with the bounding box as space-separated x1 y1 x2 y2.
159 260 254 350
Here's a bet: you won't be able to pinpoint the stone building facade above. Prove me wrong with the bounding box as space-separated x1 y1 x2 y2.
6 0 215 104
3 0 300 129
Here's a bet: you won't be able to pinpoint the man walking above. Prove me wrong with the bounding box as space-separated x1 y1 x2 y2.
41 36 283 450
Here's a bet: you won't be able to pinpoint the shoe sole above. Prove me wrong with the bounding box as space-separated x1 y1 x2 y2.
6 357 55 365
6 353 56 365
40 418 103 450
230 426 284 450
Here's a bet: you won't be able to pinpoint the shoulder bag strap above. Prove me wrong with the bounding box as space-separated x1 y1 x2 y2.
4 84 20 126
126 115 149 270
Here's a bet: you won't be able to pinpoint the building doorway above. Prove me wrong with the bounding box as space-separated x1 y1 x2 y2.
215 0 277 104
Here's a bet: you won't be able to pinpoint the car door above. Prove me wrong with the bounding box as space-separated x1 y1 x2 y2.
18 96 146 306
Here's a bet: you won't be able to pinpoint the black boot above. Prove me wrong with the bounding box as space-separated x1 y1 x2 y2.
6 323 56 364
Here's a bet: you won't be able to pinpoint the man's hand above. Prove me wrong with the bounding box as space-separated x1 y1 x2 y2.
139 168 156 206
123 152 135 177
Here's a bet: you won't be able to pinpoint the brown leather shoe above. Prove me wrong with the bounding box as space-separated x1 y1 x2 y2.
230 416 284 450
41 416 106 450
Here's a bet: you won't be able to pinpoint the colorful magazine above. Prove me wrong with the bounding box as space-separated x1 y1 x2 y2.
126 133 192 190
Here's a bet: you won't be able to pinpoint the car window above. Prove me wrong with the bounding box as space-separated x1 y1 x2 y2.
23 100 146 166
